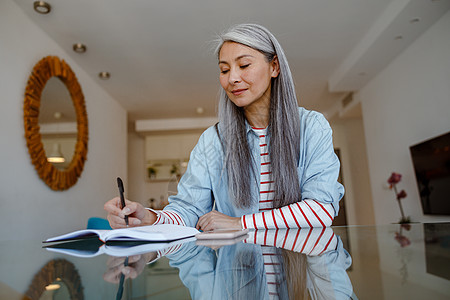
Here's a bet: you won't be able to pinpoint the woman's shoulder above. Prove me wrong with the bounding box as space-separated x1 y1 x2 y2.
297 107 331 131
195 123 221 148
200 124 220 139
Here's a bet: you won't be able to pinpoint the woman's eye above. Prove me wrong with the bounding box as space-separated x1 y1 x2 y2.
240 64 250 69
220 69 229 74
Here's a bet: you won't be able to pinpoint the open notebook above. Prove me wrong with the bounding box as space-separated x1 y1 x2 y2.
44 224 200 243
44 236 196 258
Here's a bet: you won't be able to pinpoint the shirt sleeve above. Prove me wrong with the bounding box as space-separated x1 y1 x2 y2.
147 242 185 265
147 208 186 226
299 112 344 215
241 199 334 229
243 227 337 256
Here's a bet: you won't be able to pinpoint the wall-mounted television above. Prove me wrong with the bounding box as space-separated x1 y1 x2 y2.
410 131 450 215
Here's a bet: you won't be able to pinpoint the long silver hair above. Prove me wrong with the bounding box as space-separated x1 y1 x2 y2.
215 24 301 209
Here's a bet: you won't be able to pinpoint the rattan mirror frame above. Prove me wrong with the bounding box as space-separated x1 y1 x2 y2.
24 56 88 191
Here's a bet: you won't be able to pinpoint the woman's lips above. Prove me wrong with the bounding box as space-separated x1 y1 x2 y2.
231 89 247 96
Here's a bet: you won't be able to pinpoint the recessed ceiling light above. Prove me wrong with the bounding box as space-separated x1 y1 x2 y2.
98 71 110 80
410 18 420 24
196 107 204 114
73 43 87 53
33 1 51 14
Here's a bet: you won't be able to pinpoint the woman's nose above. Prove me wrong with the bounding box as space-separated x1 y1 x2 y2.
228 68 241 84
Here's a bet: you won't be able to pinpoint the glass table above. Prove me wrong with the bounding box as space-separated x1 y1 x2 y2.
1 223 449 299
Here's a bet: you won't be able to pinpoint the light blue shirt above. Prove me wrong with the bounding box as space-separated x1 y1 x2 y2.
164 107 344 227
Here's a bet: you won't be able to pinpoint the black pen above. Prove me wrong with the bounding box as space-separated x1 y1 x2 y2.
117 177 129 227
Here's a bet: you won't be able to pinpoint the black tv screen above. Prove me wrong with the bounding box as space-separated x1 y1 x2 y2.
410 131 450 215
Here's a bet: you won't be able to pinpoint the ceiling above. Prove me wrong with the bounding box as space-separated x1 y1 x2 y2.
13 0 450 124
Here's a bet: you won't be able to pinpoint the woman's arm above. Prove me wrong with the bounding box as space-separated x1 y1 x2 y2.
243 227 337 256
147 208 186 226
241 199 334 229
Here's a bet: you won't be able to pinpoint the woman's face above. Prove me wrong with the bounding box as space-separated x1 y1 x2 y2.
218 42 279 110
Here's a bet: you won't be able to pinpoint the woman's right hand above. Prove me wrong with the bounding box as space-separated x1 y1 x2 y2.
104 197 157 229
103 253 157 283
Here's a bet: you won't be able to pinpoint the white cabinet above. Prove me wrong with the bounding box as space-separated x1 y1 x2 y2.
144 132 201 181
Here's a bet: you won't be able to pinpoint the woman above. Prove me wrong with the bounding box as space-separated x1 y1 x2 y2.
104 24 344 231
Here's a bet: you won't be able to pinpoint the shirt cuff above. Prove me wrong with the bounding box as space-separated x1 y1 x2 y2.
146 243 185 265
241 215 248 229
145 208 163 224
145 208 186 226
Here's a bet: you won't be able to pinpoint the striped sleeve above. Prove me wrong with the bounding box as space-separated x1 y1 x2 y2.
243 228 337 256
241 199 334 230
156 243 184 259
146 208 186 226
147 243 184 265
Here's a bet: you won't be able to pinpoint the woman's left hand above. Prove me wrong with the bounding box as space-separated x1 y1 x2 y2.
196 210 242 231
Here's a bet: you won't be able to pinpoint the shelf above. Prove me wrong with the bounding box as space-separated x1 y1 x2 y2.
146 159 188 181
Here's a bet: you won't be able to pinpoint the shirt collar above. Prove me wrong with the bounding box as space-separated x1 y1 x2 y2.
245 120 253 134
245 120 270 134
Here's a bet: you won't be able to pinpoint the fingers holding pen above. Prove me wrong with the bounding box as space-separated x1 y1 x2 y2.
105 197 157 228
104 197 135 214
104 197 122 215
105 197 141 228
117 200 136 218
105 197 123 229
107 214 141 229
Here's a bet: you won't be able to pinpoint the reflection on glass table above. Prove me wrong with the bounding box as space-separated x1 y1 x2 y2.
166 228 352 299
0 223 449 299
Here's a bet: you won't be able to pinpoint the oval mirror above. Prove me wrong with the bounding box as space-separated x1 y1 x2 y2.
40 77 77 170
24 56 88 191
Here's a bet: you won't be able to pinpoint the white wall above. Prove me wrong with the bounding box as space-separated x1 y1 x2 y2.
128 130 148 204
332 116 375 225
359 11 450 225
0 0 127 242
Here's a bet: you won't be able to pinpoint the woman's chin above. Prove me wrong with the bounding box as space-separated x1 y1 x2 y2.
229 98 250 108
